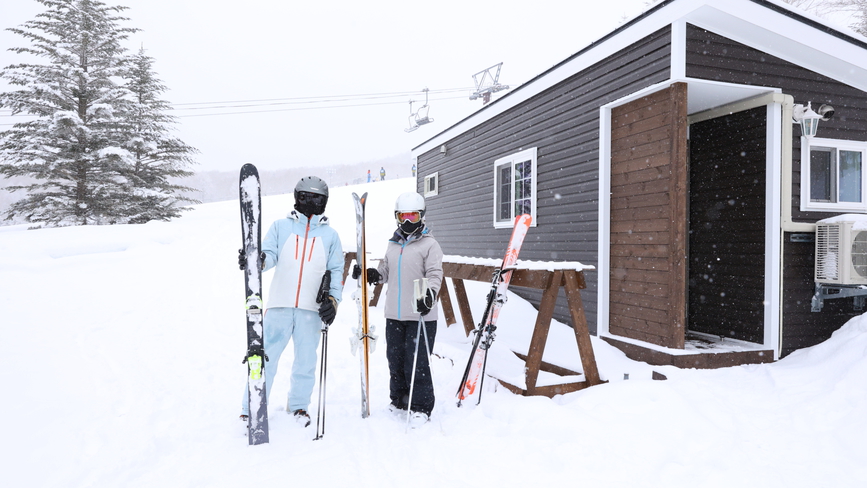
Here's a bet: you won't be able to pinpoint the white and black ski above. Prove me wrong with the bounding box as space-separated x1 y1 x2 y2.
350 192 374 418
239 163 269 445
456 214 532 406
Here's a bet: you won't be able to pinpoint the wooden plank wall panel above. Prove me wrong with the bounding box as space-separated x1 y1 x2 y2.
608 83 688 349
415 27 673 333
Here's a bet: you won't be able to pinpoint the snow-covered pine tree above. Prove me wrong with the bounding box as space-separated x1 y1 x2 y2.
120 47 198 223
778 0 867 35
0 0 176 226
849 0 867 35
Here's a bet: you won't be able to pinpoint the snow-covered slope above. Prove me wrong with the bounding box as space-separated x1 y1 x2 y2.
1 178 865 487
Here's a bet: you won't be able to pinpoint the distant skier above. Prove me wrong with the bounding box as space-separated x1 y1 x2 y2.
367 170 371 183
412 164 416 177
354 192 443 427
238 176 344 427
380 167 386 181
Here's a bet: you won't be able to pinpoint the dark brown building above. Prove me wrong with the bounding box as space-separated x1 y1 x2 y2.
412 0 867 366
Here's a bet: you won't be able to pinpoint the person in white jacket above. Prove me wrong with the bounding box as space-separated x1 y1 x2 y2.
238 176 344 427
355 192 443 427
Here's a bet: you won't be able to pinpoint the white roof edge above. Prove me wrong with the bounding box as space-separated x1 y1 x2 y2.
412 0 867 158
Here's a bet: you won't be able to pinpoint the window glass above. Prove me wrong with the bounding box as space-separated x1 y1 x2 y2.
498 165 512 222
802 138 867 212
493 148 537 227
514 159 532 216
840 150 862 203
810 147 833 202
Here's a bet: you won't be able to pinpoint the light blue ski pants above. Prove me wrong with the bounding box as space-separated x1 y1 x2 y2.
241 307 322 415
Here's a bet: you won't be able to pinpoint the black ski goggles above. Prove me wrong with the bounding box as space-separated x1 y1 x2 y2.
296 191 327 206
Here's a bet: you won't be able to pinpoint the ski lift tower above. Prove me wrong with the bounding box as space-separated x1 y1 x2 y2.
469 63 509 104
405 88 434 133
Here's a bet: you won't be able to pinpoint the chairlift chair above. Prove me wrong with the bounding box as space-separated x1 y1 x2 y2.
404 88 434 133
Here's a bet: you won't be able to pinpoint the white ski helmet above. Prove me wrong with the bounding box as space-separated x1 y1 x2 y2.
394 192 426 234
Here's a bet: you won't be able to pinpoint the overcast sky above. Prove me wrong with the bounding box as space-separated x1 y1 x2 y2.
3 0 657 172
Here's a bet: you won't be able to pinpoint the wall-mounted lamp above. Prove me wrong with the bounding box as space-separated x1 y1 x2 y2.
439 145 447 155
792 101 834 138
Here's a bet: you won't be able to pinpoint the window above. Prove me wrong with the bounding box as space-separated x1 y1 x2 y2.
424 172 438 197
801 137 867 212
493 147 537 227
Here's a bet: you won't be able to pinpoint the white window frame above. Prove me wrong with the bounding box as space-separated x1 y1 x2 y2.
800 136 867 213
492 147 537 228
424 172 439 197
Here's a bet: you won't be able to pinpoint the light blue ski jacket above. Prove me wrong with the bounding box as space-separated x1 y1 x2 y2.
262 210 344 311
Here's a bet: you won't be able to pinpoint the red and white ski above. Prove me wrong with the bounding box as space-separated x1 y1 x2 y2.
456 214 532 406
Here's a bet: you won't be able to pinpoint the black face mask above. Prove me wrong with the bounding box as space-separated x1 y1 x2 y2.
295 191 327 217
399 219 423 235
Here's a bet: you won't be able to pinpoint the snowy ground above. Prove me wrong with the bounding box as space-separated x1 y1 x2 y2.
1 177 865 487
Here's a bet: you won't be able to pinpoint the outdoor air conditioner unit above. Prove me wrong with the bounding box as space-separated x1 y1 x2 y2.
814 219 867 285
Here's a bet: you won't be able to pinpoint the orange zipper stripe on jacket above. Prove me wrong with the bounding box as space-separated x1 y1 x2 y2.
308 237 316 261
295 222 311 307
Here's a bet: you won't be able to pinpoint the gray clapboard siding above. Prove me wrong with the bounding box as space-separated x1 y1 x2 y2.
417 27 673 332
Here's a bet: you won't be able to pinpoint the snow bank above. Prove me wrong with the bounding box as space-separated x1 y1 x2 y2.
0 177 865 487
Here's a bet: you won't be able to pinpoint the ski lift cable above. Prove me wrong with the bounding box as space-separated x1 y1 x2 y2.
0 94 469 124
170 87 475 108
173 94 468 118
0 92 476 123
1 85 512 121
173 91 440 112
0 87 477 117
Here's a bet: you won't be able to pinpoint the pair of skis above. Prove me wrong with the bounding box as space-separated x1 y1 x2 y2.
456 213 532 406
239 164 268 445
351 192 375 418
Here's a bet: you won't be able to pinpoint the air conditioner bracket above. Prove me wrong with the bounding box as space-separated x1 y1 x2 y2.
811 283 867 312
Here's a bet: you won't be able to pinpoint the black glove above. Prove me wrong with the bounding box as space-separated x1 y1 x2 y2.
416 288 436 316
351 264 381 285
238 249 266 270
318 296 337 326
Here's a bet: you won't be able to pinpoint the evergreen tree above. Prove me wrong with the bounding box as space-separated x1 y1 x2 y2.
0 0 198 226
849 0 867 35
119 47 198 223
778 0 867 35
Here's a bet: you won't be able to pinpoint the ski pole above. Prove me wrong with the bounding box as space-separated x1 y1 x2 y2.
406 279 434 432
406 316 424 433
314 324 328 440
314 271 331 440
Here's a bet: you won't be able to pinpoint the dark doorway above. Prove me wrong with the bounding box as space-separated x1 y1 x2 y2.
688 107 767 343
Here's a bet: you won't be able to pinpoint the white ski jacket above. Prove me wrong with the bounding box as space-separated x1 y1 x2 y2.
262 211 344 311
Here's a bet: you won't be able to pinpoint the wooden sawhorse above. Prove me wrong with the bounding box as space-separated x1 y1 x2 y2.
439 260 604 397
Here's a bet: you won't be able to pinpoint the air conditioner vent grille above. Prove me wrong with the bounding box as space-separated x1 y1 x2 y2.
816 223 841 282
852 231 867 278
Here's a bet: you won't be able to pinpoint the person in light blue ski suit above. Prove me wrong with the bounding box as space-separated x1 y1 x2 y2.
238 176 344 427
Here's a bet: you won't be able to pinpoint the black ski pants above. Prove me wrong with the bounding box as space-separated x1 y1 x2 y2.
385 318 437 415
